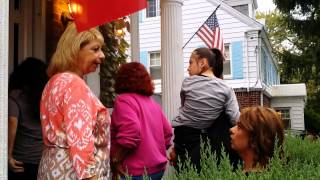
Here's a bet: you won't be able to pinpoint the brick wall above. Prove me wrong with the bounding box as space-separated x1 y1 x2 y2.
235 91 261 109
263 94 271 107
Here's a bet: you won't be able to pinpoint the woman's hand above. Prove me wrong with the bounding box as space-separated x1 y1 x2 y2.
168 147 177 166
8 116 22 172
110 144 130 179
111 160 126 180
8 156 24 172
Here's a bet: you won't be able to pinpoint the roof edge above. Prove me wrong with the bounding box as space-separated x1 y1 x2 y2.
207 0 263 29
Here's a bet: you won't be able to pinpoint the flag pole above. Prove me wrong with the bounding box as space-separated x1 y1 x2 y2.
182 4 221 49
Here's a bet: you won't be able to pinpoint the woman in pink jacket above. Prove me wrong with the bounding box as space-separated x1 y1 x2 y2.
111 62 173 180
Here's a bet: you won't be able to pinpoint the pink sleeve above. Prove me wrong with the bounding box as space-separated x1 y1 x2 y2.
111 96 141 149
162 112 173 149
62 78 96 179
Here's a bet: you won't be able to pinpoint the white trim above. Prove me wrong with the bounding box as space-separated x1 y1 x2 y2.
274 107 291 129
148 51 161 82
0 0 9 178
252 0 258 9
146 0 161 19
149 51 161 66
260 30 278 69
224 43 232 79
271 84 307 97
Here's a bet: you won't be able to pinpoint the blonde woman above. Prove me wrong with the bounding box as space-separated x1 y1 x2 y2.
38 22 110 180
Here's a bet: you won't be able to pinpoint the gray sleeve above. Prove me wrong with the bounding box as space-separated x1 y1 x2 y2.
225 88 240 125
180 78 189 107
8 97 20 119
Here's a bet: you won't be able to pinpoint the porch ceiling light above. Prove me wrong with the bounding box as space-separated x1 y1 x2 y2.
115 29 125 36
67 0 82 17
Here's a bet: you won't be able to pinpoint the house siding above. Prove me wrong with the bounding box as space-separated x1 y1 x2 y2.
271 97 305 131
245 30 260 87
135 0 275 91
182 0 255 86
224 0 251 7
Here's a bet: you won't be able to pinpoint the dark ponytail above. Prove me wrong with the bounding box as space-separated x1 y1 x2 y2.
210 48 224 79
193 47 225 79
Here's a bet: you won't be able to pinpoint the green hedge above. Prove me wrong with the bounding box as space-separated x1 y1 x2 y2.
163 135 320 180
304 107 320 133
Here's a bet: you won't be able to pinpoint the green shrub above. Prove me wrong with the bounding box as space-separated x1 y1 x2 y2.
165 135 320 179
304 107 320 133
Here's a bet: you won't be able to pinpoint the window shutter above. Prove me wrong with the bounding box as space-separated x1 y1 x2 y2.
139 10 145 23
231 41 243 79
140 51 148 68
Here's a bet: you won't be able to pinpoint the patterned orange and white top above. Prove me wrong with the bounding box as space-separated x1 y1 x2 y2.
38 72 110 179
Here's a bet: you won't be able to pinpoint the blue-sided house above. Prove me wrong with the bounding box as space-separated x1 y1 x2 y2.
133 0 307 132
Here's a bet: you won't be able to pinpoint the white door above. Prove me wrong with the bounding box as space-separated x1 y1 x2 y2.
9 0 46 74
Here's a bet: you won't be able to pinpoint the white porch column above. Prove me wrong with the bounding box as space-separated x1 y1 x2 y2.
130 12 140 62
0 0 9 178
161 0 184 120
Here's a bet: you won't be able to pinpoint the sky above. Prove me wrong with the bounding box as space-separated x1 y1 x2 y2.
256 0 276 12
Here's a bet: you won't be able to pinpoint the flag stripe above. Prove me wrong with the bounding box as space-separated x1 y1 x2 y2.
196 12 224 55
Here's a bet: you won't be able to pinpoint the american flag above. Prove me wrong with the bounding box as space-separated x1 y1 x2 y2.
196 12 224 54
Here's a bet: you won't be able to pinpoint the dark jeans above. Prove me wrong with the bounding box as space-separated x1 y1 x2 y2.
8 163 39 180
173 125 240 173
173 126 205 172
121 171 164 180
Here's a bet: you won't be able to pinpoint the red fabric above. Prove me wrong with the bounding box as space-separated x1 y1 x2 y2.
72 0 147 32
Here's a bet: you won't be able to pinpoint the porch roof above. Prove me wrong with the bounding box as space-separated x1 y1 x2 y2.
271 83 307 97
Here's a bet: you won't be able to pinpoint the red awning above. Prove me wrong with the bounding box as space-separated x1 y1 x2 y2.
71 0 147 32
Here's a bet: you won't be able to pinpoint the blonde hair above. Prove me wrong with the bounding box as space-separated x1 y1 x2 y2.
47 22 104 77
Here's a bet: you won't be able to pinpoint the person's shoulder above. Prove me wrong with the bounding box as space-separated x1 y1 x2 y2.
51 72 85 87
213 77 232 89
116 93 147 102
183 75 205 84
184 75 204 81
52 72 82 80
115 93 136 102
116 93 155 106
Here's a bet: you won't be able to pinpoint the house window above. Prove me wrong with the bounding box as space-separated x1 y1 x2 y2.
223 44 231 76
262 48 269 84
149 52 161 80
232 4 249 16
275 108 291 129
146 0 160 18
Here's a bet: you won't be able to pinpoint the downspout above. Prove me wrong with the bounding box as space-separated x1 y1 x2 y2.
245 31 250 92
260 91 264 106
258 30 264 106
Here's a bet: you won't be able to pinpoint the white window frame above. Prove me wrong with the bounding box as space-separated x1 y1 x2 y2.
149 51 161 80
223 43 232 79
146 0 160 18
275 108 291 129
